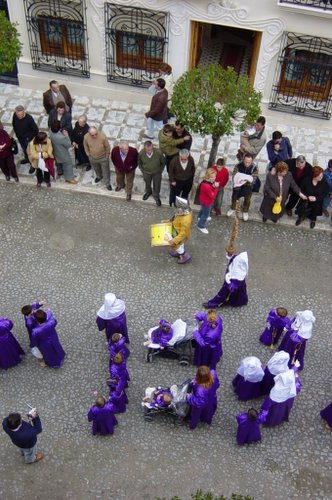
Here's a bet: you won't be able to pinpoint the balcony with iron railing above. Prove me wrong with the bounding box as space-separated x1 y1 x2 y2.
278 0 332 16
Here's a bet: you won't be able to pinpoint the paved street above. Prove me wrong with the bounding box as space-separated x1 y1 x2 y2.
0 182 331 500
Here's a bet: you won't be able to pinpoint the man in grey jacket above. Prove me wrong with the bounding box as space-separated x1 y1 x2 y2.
138 140 165 206
49 120 77 184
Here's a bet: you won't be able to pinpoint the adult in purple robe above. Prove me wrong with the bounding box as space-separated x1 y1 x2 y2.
278 310 315 370
261 351 290 395
261 365 301 427
187 366 219 430
107 377 128 413
96 293 129 343
232 356 264 401
21 302 42 348
0 317 25 369
150 319 173 348
31 309 65 368
320 402 332 429
236 408 268 445
193 310 223 369
87 398 118 435
259 307 290 347
108 333 130 360
203 250 248 309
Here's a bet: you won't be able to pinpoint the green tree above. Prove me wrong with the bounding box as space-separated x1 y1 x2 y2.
171 64 262 167
0 11 22 74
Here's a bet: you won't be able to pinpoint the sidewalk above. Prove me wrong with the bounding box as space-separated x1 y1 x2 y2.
1 82 331 232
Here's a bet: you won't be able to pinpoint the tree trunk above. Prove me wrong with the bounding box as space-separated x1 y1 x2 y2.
208 135 221 167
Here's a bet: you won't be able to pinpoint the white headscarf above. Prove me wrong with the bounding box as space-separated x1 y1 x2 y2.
291 310 315 339
229 252 248 281
97 293 125 320
267 351 290 375
237 356 264 382
270 369 297 403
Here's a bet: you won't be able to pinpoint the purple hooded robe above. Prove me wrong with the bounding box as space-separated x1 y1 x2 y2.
96 311 129 343
236 411 268 445
31 310 65 368
259 309 290 346
193 312 223 369
187 370 219 429
87 402 118 435
0 318 25 369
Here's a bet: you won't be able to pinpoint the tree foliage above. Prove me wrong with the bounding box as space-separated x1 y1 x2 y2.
0 11 22 74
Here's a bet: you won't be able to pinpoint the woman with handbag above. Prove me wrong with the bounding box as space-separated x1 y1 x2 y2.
0 127 19 182
260 161 306 223
295 166 329 229
28 132 54 188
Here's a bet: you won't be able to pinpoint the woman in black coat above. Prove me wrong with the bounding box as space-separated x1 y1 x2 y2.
260 161 306 223
295 166 329 228
71 115 90 170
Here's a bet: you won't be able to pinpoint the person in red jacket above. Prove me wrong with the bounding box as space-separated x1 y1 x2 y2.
197 168 219 234
111 141 138 201
211 158 229 215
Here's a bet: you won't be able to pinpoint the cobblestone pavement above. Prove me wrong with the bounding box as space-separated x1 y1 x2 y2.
0 183 331 500
0 82 331 232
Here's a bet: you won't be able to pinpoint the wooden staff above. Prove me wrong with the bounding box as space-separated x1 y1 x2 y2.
226 200 240 255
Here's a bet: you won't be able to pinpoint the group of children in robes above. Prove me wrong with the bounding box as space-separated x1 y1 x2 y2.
0 301 65 371
87 293 130 436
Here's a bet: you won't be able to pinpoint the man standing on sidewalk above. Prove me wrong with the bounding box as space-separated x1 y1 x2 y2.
138 140 165 206
2 409 44 464
111 140 138 201
12 105 38 173
84 127 112 191
144 78 168 140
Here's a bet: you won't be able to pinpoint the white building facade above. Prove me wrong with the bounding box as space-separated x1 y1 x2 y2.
2 0 332 121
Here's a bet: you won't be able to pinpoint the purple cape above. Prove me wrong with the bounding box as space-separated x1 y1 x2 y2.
87 402 118 435
261 378 301 427
232 374 263 401
278 330 307 370
96 311 129 343
187 370 219 429
109 361 130 387
261 366 275 395
108 337 130 359
0 318 25 369
151 326 173 347
236 412 267 445
259 309 290 346
31 311 65 368
193 312 223 369
320 402 332 427
23 302 42 348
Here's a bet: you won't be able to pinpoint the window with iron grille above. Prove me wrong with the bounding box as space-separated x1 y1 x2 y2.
23 0 90 78
278 0 332 12
105 3 169 87
269 32 332 119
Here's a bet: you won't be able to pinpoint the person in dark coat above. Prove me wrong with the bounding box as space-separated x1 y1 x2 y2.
2 410 44 463
260 161 307 223
285 155 313 216
111 141 138 201
0 317 25 369
193 310 223 369
96 293 129 344
187 366 219 430
0 128 19 182
12 105 38 167
295 166 329 228
72 115 91 170
87 396 118 435
168 149 195 206
266 130 293 167
173 121 193 151
43 80 73 114
48 101 72 135
31 309 66 368
144 78 168 139
227 153 258 221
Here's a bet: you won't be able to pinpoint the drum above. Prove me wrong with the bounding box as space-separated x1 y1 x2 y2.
150 222 173 247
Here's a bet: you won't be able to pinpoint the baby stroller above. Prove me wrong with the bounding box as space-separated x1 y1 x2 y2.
142 379 192 425
146 319 197 366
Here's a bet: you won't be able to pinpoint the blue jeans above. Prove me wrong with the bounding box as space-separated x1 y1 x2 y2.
198 204 212 228
20 443 37 463
146 118 163 139
322 194 331 210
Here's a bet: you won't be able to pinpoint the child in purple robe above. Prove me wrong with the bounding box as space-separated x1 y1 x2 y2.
236 408 268 445
107 376 128 413
278 310 315 370
193 309 223 369
31 309 65 368
261 363 301 427
87 396 118 435
109 352 130 387
320 402 332 430
259 307 290 347
149 319 173 349
109 333 130 359
143 388 173 408
232 356 264 401
96 293 129 343
187 366 220 430
203 247 248 308
21 302 43 348
261 351 290 395
0 317 25 369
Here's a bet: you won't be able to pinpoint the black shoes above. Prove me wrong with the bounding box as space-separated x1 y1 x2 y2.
262 216 267 223
15 177 19 182
20 159 30 165
202 302 209 309
156 198 162 206
115 186 122 192
143 192 151 200
95 177 103 183
29 167 35 174
310 220 316 229
86 165 91 172
5 176 10 181
126 194 132 201
295 217 303 226
106 185 112 191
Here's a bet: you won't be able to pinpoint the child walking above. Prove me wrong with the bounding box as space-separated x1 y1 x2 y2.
197 168 219 234
236 408 267 445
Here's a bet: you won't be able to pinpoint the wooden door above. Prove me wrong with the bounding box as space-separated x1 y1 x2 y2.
249 31 262 85
189 21 203 70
